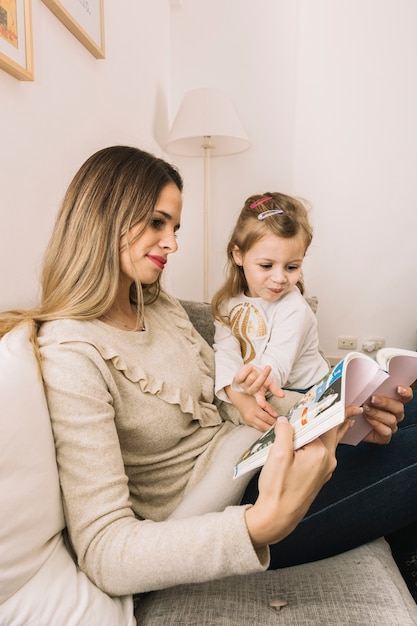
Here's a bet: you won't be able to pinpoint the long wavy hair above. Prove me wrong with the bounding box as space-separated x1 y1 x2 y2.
212 192 313 324
0 146 183 349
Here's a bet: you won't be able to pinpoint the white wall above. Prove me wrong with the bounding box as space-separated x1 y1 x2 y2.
292 0 417 359
1 0 417 361
167 0 417 359
166 0 299 302
0 0 171 309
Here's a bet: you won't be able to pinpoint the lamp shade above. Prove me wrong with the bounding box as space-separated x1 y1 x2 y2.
166 88 250 156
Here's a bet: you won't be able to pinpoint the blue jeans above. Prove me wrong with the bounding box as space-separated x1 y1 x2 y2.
241 391 417 568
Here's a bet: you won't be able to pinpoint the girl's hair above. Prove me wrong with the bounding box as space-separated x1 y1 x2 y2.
212 192 313 323
0 146 183 347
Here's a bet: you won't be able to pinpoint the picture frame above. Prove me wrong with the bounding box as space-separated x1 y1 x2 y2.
42 0 104 59
0 0 33 80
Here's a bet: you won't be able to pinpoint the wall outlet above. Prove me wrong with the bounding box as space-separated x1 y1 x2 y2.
362 337 385 353
337 336 357 350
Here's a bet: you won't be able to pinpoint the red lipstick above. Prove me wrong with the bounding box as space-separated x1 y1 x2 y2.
147 255 167 270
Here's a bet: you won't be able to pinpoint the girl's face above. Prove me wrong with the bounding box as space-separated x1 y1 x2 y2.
232 233 305 301
119 182 182 286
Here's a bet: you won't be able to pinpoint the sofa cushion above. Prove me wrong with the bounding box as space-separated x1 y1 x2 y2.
0 323 64 603
135 538 417 625
0 324 134 625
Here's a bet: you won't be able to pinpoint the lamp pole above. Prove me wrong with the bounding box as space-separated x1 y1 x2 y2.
202 136 213 302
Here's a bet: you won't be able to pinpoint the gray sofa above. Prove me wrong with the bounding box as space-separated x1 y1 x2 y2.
1 300 416 625
134 301 417 625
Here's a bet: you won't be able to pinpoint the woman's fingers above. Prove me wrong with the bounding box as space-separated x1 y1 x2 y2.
362 402 399 444
360 389 413 444
367 392 406 422
253 417 295 498
396 385 413 407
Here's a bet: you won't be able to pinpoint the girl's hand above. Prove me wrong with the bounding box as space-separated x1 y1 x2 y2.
234 364 284 405
225 385 278 431
362 385 411 444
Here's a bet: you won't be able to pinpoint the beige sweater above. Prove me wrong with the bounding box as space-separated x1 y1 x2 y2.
38 293 269 595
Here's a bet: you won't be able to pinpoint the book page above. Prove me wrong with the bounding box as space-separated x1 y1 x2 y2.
288 363 344 448
340 357 388 444
343 356 389 406
373 353 417 397
342 349 417 444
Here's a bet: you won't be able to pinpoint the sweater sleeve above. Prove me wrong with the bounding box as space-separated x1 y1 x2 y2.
40 338 268 596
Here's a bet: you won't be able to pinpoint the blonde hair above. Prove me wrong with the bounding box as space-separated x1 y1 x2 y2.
212 192 313 323
0 146 183 351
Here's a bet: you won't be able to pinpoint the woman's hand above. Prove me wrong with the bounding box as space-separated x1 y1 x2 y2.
244 413 356 549
361 385 412 444
244 388 412 549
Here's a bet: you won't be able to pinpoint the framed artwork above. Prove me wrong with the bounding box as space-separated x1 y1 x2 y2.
42 0 105 59
0 0 33 80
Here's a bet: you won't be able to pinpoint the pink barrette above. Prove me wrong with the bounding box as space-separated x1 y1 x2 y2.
249 196 272 209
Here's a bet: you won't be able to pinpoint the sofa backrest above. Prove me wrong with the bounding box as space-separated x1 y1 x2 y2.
180 300 215 346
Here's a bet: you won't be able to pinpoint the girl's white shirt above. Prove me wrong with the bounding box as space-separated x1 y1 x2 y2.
214 286 329 401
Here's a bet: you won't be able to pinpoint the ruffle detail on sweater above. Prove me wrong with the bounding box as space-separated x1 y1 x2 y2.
43 293 222 429
97 346 221 428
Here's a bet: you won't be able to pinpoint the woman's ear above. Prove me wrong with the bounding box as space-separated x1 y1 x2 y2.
231 245 243 267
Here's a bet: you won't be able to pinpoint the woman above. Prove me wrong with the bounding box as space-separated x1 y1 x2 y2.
0 146 413 602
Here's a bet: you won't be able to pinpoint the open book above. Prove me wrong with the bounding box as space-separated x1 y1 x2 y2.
234 347 417 479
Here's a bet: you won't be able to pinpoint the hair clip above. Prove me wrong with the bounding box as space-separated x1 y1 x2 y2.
249 197 272 209
257 209 284 220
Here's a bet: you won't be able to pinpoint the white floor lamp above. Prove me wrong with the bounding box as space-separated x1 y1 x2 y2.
166 88 250 302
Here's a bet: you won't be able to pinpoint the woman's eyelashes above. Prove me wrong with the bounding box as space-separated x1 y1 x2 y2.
150 217 180 238
150 217 165 231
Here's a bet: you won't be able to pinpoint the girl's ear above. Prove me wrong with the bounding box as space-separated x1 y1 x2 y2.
231 245 243 267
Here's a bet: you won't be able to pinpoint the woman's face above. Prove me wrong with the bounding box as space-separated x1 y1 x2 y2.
119 182 182 285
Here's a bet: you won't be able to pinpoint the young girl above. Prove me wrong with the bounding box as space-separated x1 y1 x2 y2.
213 192 330 432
